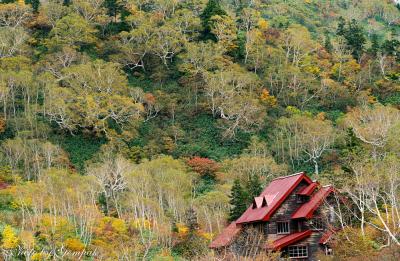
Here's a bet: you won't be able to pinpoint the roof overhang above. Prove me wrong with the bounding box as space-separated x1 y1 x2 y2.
267 230 312 250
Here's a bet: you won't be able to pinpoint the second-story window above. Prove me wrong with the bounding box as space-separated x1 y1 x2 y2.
277 221 290 234
311 218 324 230
296 195 308 203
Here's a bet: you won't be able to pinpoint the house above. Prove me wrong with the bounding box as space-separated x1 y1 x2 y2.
210 172 338 260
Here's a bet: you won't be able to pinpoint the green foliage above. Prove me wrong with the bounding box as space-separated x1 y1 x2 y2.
228 179 248 221
172 208 208 259
54 134 106 172
200 0 227 40
47 13 97 49
25 0 39 12
337 18 366 59
245 174 263 201
193 175 216 197
0 0 398 259
173 113 250 160
369 34 380 56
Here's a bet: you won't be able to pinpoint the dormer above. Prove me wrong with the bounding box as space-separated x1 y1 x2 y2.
252 196 268 209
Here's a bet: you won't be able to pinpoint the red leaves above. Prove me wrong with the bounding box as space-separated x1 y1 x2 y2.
187 157 219 177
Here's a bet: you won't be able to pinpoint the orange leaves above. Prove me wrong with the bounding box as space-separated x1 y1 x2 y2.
144 92 156 105
260 89 277 107
187 157 219 178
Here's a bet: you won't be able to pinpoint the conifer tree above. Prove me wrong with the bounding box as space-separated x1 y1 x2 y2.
369 34 380 57
246 174 263 201
336 16 346 36
200 0 227 40
336 18 366 60
324 32 333 53
25 0 40 13
346 19 366 59
229 179 248 221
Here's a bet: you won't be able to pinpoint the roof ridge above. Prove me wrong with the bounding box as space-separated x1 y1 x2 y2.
272 171 305 180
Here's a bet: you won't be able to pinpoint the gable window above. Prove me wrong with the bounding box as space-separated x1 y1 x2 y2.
277 221 290 234
288 245 308 258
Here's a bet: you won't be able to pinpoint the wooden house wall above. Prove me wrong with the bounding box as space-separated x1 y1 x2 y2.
229 181 336 260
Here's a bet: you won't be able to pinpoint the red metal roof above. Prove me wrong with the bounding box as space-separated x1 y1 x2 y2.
209 222 242 248
236 172 312 224
268 230 312 250
319 229 335 244
292 185 334 219
297 182 318 196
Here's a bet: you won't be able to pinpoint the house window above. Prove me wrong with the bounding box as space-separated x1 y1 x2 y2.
277 221 290 234
288 245 308 258
263 222 269 235
311 218 324 230
296 195 308 203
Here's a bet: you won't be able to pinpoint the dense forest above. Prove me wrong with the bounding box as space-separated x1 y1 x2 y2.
0 0 399 260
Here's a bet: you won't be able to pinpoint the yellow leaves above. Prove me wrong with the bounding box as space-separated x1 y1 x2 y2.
1 225 19 249
210 15 238 51
131 218 152 230
345 59 361 71
260 89 277 107
38 215 74 242
316 112 326 121
257 19 269 30
128 4 138 15
198 231 214 240
111 218 127 234
285 106 301 115
303 65 320 75
176 223 189 236
31 253 49 261
64 238 85 251
96 217 127 236
17 0 25 6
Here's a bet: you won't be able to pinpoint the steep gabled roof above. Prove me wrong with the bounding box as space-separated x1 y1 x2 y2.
267 230 312 250
209 222 242 248
297 182 318 196
292 185 334 219
236 172 312 224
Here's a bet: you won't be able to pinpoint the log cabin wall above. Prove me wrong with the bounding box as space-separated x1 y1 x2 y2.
267 180 309 241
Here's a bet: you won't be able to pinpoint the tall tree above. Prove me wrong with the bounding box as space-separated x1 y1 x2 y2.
200 0 227 40
336 18 366 60
246 174 262 201
229 179 247 221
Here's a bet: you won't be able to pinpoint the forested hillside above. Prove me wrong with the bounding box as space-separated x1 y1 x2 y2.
0 0 399 260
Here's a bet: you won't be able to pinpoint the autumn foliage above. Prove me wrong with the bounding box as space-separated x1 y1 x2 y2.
0 0 398 260
187 157 219 178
